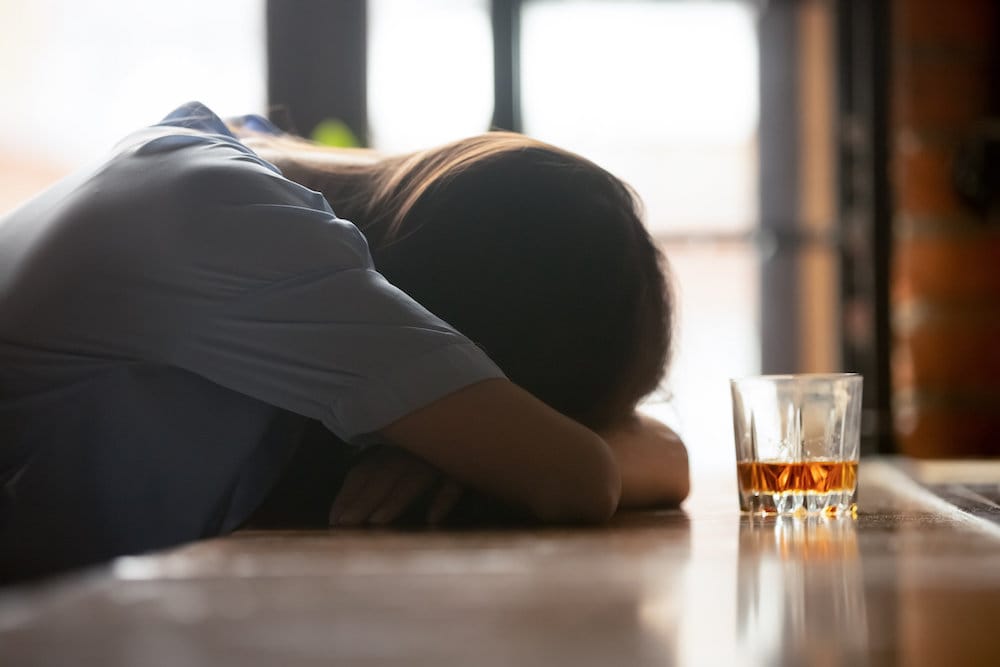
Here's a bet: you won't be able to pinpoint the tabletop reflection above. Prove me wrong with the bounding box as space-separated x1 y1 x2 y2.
737 515 869 666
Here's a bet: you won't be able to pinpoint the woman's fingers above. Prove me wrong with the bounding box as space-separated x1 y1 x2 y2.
330 450 404 525
368 465 438 525
330 447 452 526
427 479 464 525
329 455 378 523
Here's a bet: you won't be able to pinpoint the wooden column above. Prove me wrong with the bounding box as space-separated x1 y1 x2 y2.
890 0 1000 456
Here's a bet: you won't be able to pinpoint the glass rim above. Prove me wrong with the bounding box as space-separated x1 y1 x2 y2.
729 372 862 384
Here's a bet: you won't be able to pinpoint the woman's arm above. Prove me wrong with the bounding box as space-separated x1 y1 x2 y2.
600 413 690 509
378 378 621 524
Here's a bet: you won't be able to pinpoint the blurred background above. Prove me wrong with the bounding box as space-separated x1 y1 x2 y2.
1 0 997 477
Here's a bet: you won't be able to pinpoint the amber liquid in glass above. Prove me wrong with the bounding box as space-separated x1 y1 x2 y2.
737 460 858 495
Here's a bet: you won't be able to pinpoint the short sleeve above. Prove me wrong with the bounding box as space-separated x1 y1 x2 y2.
173 259 506 443
151 142 505 443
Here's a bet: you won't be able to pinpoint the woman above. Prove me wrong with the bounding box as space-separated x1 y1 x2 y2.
0 102 688 580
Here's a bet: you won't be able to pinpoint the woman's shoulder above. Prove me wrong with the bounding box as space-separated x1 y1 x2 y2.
117 107 374 276
107 104 329 218
156 101 238 138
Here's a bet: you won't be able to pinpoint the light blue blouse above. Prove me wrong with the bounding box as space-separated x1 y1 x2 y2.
0 102 503 574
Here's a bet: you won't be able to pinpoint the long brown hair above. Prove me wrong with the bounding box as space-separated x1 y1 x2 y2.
249 132 673 430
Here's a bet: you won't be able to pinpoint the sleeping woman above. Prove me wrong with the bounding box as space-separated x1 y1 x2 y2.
0 102 689 581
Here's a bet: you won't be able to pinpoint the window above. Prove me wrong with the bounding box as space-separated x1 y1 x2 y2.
0 0 266 212
367 0 494 152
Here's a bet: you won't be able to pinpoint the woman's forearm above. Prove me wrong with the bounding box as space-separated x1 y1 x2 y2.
602 413 690 509
378 379 621 524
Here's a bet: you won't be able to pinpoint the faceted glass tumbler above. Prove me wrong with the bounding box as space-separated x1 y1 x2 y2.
731 374 863 516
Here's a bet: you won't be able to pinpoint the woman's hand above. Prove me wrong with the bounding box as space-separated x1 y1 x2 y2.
329 446 464 526
600 414 690 509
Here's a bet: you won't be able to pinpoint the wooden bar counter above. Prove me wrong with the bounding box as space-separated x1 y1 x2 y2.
2 459 999 666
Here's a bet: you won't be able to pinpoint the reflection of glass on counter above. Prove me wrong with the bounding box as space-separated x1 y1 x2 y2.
737 515 869 665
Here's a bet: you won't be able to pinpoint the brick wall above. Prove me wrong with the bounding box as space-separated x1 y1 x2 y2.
890 0 1000 456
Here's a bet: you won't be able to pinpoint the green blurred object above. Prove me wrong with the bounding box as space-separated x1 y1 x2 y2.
310 118 360 148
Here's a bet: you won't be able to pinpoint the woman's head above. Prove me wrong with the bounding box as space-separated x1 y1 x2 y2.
260 133 673 430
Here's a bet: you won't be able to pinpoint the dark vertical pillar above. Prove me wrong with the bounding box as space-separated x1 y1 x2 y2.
758 0 801 373
836 0 893 454
491 0 522 132
267 0 368 143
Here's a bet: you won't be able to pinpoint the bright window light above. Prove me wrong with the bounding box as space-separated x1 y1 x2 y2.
0 0 266 170
367 0 494 153
521 0 759 235
521 0 758 148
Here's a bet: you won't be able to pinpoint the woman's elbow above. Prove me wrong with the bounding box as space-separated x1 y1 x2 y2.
530 447 622 524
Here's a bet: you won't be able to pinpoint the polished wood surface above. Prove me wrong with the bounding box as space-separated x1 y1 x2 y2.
2 459 1000 666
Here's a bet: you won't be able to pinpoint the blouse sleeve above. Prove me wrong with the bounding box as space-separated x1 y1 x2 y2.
166 163 505 443
172 251 506 443
111 117 506 443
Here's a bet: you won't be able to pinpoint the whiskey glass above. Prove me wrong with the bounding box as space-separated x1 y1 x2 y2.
731 374 863 516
